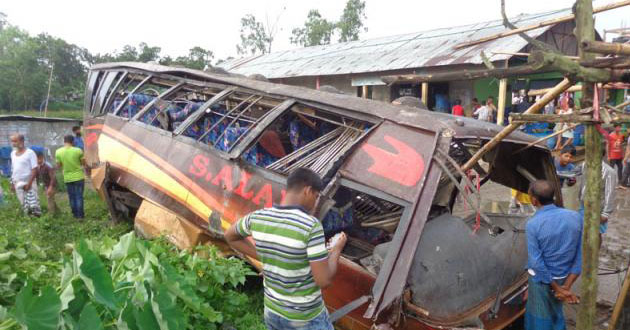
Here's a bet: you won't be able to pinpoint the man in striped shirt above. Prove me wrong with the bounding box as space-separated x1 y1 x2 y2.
226 168 347 329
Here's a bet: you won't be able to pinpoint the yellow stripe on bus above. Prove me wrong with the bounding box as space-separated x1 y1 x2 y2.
97 134 231 231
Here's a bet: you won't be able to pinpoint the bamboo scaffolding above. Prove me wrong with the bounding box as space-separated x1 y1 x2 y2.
576 0 601 327
453 0 630 50
581 40 630 56
461 78 573 172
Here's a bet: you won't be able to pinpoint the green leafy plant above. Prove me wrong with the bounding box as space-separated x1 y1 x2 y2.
2 233 263 330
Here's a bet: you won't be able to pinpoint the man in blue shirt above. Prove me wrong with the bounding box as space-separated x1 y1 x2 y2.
525 180 581 330
72 126 84 150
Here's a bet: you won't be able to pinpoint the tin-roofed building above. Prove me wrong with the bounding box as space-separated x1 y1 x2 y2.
220 8 589 115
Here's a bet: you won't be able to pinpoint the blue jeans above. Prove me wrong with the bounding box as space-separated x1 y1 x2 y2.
66 180 85 218
264 308 333 330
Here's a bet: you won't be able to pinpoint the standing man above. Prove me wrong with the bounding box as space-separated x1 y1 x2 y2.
72 126 84 150
486 96 497 123
225 168 347 330
597 124 624 183
9 134 41 215
56 135 87 219
578 148 617 245
525 180 581 330
451 99 464 116
473 99 491 122
554 99 575 150
34 150 57 214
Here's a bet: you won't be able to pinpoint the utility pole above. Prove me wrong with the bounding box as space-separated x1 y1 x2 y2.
576 0 602 329
44 63 54 118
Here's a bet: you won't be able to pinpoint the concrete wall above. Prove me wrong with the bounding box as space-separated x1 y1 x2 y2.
0 120 81 159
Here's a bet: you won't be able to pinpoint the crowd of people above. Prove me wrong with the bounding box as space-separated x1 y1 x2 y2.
9 125 88 218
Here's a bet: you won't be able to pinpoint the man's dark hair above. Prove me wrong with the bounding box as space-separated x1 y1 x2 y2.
560 145 576 156
454 99 461 105
35 150 44 158
488 96 494 100
72 126 81 133
287 168 323 192
64 135 75 144
472 98 479 103
568 99 575 108
614 124 621 128
529 180 555 205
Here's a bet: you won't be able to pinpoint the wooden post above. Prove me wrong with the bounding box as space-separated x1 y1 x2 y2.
362 85 368 99
421 82 428 106
497 78 507 125
576 0 602 328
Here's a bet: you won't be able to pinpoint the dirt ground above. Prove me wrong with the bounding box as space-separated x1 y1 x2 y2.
470 178 629 330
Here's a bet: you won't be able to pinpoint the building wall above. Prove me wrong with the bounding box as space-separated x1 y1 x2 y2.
0 120 81 159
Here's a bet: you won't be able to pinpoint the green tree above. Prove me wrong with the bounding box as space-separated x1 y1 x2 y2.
166 46 214 70
337 0 367 42
290 10 335 47
137 42 161 62
0 12 6 31
0 26 48 110
35 33 90 97
116 45 139 62
236 14 273 55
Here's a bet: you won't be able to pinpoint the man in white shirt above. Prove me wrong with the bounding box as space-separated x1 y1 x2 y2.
10 134 40 213
474 104 491 122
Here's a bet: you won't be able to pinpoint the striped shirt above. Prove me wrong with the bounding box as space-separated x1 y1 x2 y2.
236 205 328 321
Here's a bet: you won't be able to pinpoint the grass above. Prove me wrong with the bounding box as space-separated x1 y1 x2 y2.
0 178 132 259
0 109 83 120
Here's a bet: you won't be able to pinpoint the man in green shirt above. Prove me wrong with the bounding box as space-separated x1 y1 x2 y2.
55 135 88 219
226 168 347 330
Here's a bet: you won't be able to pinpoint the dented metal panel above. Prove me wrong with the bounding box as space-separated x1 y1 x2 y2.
341 121 436 202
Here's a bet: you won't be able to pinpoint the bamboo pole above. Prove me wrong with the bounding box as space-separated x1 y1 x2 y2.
382 65 549 84
529 85 582 96
582 40 630 56
453 0 630 50
461 78 573 172
608 264 630 330
576 0 601 328
497 78 507 125
510 113 593 123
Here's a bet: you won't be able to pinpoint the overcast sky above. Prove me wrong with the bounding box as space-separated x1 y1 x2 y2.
2 0 629 62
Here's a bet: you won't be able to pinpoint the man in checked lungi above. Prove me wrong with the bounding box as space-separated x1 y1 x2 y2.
525 180 582 330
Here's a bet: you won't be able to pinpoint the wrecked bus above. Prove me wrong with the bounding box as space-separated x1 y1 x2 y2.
83 62 562 330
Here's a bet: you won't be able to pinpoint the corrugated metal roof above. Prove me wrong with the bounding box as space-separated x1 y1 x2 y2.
220 8 570 79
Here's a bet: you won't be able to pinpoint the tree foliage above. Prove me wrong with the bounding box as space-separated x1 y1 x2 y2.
0 14 218 111
290 0 367 48
337 0 367 42
160 46 214 70
236 14 273 55
290 10 335 47
0 24 88 111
